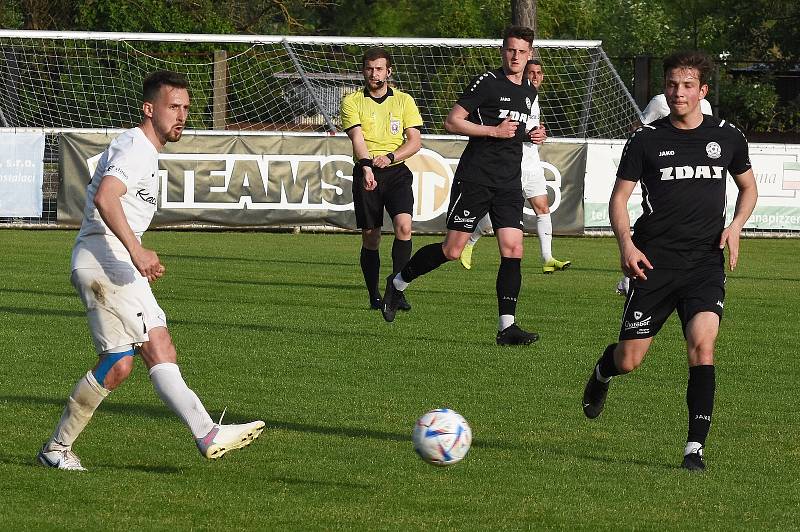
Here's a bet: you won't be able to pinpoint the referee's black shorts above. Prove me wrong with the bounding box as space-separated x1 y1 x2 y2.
445 179 524 233
352 163 414 230
618 263 726 341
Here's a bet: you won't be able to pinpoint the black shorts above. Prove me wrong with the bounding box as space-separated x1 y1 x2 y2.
445 180 524 233
618 264 725 341
352 163 414 230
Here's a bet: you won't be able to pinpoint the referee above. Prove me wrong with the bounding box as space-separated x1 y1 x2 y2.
341 47 423 311
581 51 758 472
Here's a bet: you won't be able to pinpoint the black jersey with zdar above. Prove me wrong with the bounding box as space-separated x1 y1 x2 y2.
618 115 751 268
453 68 538 189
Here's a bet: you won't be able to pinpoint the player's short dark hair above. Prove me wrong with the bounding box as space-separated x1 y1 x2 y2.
663 51 714 86
502 25 535 47
527 59 542 67
362 47 392 69
142 70 189 103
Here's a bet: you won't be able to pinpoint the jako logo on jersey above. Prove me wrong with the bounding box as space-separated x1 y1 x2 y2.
499 97 511 102
659 165 724 180
706 142 722 159
658 150 675 157
498 109 530 124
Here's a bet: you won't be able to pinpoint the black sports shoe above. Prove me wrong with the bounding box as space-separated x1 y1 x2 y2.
681 449 706 472
370 297 382 310
582 368 609 419
398 291 411 311
495 324 539 346
381 274 403 322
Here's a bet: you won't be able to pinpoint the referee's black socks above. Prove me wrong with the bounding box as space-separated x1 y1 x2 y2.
391 238 412 275
360 247 380 302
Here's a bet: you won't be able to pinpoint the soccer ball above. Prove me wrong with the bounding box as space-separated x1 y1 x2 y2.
412 408 472 466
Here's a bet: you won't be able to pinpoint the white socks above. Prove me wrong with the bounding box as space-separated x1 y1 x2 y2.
149 363 215 439
684 441 704 456
498 314 515 332
537 213 553 262
49 371 109 449
392 274 409 291
469 214 493 246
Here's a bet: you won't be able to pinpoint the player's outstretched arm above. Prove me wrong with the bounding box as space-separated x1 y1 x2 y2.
720 168 758 270
610 178 652 280
94 175 165 282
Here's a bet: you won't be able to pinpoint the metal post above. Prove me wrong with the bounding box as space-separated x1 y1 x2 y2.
213 50 227 130
282 40 337 133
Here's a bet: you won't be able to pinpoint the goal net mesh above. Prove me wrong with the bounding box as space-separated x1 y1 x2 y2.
0 33 639 138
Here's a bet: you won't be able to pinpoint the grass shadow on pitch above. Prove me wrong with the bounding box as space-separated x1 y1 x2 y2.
267 476 372 489
544 445 676 471
0 288 75 299
0 305 84 319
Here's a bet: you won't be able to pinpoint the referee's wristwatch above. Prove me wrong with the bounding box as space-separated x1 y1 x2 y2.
386 152 395 163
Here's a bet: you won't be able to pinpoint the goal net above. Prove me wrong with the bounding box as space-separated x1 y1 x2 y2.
0 31 640 138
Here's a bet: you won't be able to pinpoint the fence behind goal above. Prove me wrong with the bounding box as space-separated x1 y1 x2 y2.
0 30 641 227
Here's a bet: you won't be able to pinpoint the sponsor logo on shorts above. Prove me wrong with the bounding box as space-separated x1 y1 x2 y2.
624 314 652 331
454 214 477 225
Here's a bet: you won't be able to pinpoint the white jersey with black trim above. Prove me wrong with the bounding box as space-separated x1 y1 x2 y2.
72 127 160 271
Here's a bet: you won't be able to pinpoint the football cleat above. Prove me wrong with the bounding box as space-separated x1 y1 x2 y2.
381 274 403 323
460 242 475 270
582 368 609 419
496 324 539 346
196 420 265 460
398 291 412 311
37 444 87 471
681 449 706 472
542 258 571 274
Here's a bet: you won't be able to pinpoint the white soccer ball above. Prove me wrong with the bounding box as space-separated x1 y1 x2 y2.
412 408 472 466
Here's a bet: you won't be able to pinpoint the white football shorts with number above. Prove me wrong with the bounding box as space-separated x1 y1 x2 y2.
71 127 167 353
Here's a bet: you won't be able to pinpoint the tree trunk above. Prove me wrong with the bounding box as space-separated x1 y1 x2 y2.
511 0 537 35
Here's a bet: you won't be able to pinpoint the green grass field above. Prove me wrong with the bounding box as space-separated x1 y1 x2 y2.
1 230 797 530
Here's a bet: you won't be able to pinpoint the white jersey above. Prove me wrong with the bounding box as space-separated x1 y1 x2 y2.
522 95 544 189
641 93 713 124
72 127 160 270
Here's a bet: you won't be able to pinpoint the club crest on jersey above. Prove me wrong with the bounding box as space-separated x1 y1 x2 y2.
706 142 722 159
390 119 401 135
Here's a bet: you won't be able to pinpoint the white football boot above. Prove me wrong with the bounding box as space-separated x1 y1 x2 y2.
37 444 88 471
196 420 265 459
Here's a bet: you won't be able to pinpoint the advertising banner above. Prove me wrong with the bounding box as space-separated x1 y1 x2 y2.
0 132 45 217
583 140 800 231
59 133 587 234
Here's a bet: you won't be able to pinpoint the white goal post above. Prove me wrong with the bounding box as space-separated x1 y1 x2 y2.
0 30 641 138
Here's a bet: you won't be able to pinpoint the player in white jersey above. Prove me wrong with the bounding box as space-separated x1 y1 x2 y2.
37 71 264 471
617 92 714 295
460 59 571 274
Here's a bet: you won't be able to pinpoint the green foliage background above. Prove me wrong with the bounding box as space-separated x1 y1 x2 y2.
1 0 798 133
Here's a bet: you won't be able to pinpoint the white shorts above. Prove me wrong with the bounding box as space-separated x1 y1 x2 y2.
71 267 167 353
521 144 547 199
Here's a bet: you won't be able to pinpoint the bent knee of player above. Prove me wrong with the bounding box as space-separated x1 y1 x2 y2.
139 327 178 368
361 229 381 249
615 340 649 373
530 196 550 214
93 349 135 390
442 244 463 261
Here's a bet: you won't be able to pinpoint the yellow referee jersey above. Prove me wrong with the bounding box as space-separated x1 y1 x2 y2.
340 87 423 160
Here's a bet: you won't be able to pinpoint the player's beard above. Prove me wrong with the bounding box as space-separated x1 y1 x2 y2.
165 127 183 143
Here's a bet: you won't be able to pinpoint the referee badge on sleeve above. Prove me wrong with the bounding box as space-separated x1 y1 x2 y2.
390 119 401 135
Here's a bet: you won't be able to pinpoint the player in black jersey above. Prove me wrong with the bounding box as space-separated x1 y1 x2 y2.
381 26 545 346
581 51 758 471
